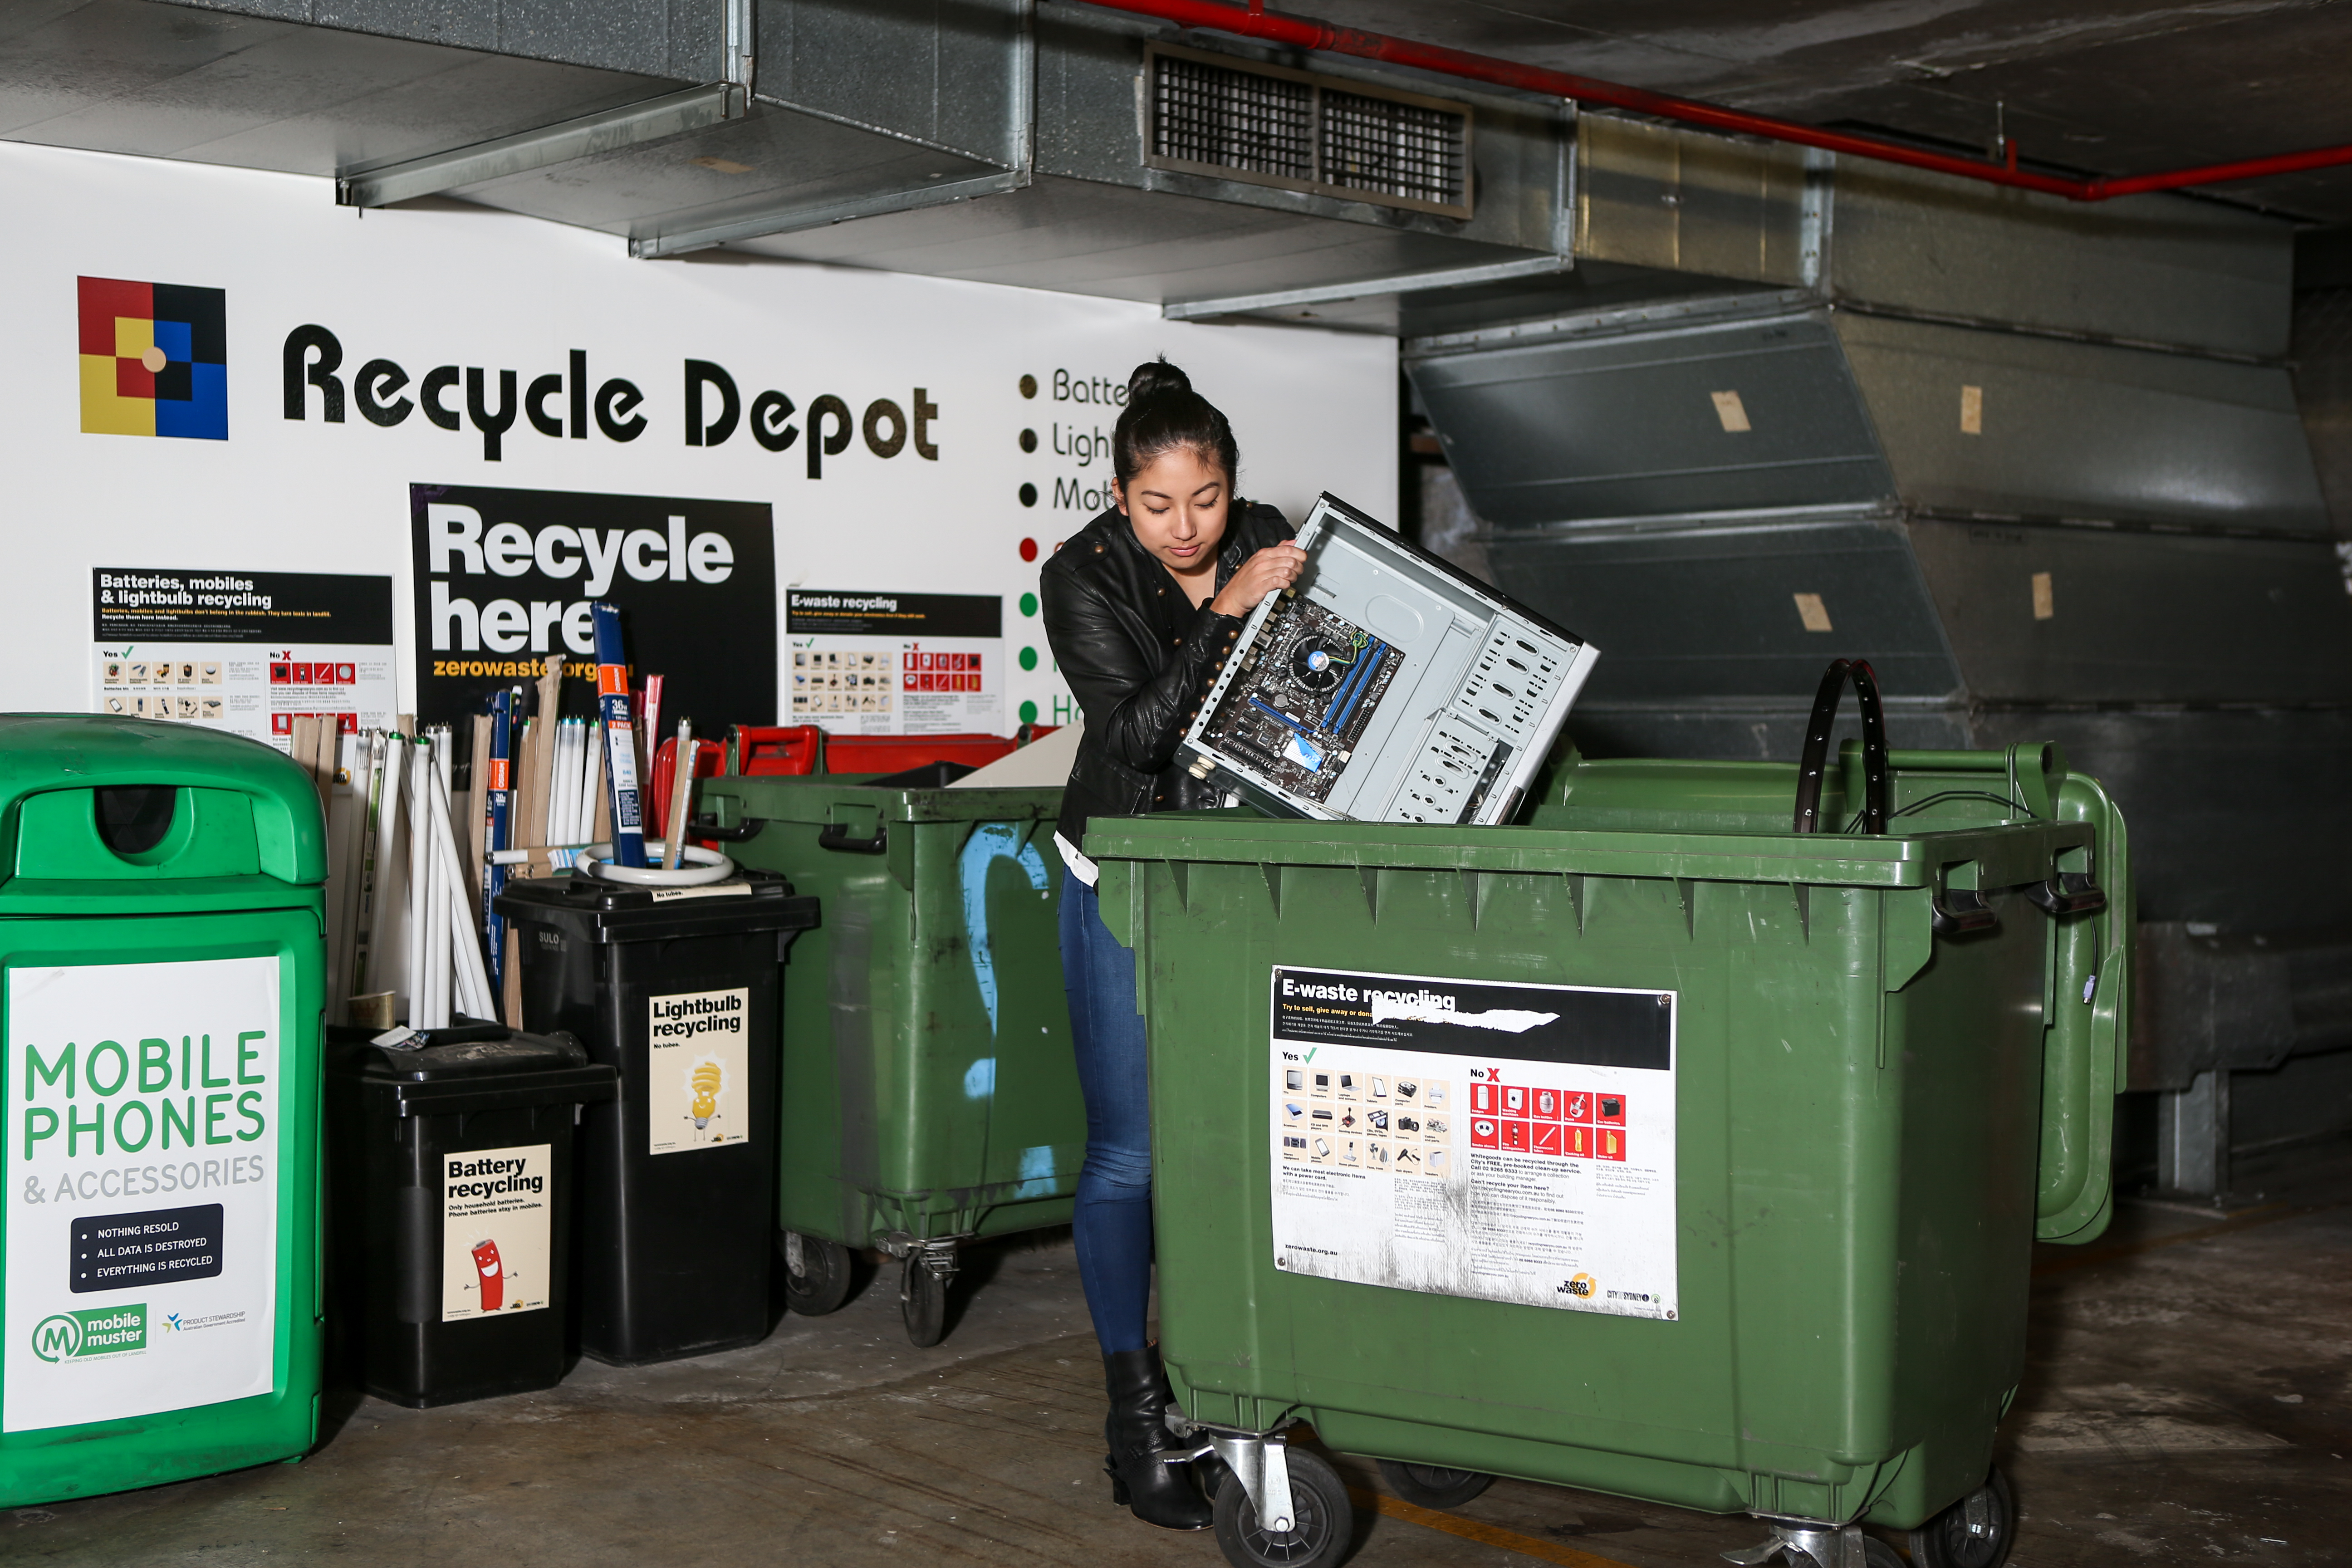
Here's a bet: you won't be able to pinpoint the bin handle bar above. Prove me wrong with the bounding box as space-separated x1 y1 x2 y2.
1930 876 1999 936
2029 868 2107 918
1934 848 2106 937
685 813 764 843
1792 659 1889 835
817 821 888 854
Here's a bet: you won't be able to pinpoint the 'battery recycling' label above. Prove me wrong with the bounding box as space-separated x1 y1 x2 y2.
441 1143 552 1322
1268 965 1677 1319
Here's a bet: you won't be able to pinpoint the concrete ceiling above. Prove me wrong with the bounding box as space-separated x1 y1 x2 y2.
1308 0 2352 224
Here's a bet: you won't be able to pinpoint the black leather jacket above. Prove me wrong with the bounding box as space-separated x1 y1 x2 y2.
1041 501 1294 852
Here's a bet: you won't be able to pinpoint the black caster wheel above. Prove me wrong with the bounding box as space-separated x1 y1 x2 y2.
1375 1459 1493 1509
1910 1468 2015 1568
779 1231 853 1317
900 1254 948 1347
1211 1447 1353 1568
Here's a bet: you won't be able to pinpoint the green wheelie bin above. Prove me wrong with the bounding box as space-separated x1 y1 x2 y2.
1088 696 2129 1568
697 763 1083 1345
0 716 328 1506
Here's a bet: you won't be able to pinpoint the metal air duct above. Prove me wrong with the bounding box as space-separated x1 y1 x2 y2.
1408 116 2352 1191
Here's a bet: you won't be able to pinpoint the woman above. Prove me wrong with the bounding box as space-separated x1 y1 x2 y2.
1041 359 1305 1530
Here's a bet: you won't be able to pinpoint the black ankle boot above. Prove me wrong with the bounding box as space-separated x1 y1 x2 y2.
1101 1346 1212 1530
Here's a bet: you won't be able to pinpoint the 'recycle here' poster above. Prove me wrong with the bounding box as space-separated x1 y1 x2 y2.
1266 965 1679 1319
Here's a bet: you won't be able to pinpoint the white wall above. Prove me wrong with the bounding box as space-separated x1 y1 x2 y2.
0 141 1399 728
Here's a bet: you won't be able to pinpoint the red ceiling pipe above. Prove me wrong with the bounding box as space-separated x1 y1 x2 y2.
1079 0 2352 203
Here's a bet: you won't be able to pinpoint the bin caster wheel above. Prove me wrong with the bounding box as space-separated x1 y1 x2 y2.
1728 1525 1904 1568
1375 1459 1493 1509
779 1231 853 1318
1212 1447 1352 1568
900 1253 949 1347
1909 1468 2015 1568
1836 1543 1904 1568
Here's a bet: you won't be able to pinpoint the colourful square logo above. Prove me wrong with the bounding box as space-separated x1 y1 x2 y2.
78 277 226 440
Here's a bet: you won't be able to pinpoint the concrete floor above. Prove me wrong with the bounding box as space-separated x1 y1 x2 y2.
10 1145 2348 1568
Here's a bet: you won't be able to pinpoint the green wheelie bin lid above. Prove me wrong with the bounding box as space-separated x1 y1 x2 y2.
0 716 328 1506
1087 741 2129 1537
698 767 1084 1262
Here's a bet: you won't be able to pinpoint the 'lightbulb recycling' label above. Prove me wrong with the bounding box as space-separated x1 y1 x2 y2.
647 988 750 1155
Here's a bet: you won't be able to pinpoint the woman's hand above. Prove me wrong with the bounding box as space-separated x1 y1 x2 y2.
1209 543 1307 618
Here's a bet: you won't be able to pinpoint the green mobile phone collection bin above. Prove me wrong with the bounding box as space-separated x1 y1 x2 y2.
1088 736 2129 1568
698 763 1083 1346
0 716 328 1507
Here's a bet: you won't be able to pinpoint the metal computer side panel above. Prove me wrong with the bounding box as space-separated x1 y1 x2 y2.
1298 528 1490 819
1330 615 1487 820
1303 501 1600 826
1476 633 1602 824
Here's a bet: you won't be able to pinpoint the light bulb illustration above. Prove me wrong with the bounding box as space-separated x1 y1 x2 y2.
691 1061 723 1128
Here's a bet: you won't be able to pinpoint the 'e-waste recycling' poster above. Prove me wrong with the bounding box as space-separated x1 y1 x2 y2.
92 568 396 752
1268 966 1678 1319
785 589 1003 735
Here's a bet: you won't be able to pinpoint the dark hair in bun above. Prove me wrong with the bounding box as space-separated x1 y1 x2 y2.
1112 357 1239 489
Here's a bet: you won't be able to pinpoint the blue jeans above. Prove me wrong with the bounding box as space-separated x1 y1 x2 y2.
1058 867 1154 1356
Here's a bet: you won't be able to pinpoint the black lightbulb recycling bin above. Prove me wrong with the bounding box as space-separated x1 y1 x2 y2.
494 869 818 1365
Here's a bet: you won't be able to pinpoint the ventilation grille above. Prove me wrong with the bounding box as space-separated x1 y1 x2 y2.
1147 44 1473 220
1323 90 1468 207
1155 53 1315 182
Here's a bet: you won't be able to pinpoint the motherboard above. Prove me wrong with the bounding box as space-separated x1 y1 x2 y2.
1197 598 1404 805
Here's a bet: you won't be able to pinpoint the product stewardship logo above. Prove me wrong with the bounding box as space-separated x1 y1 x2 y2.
30 1305 147 1362
79 278 227 441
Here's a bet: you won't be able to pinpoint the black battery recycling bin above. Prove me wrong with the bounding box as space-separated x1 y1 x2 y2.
494 869 818 1365
326 1025 617 1407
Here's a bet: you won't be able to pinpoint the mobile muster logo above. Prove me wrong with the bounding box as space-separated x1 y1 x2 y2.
30 1305 148 1362
78 278 226 441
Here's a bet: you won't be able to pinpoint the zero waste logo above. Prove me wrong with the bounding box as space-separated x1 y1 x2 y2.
30 1305 147 1361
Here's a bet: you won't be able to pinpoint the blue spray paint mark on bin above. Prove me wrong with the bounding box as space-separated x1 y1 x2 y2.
964 1057 997 1100
1014 1144 1059 1199
959 821 1050 1033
